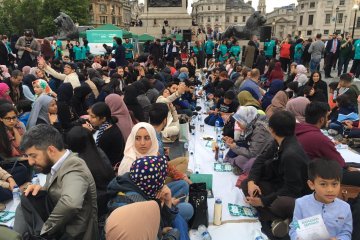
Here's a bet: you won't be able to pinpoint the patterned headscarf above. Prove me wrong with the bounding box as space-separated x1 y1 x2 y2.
32 79 52 98
129 155 168 199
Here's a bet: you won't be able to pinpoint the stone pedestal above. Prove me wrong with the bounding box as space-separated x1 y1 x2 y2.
139 0 192 31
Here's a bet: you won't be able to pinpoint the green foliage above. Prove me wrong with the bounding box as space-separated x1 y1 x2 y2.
0 0 90 37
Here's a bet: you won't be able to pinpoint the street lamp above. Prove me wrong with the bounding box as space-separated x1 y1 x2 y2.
334 6 339 33
343 15 347 37
272 19 276 37
353 3 359 39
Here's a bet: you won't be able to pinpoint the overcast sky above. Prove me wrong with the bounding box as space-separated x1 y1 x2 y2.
139 0 298 13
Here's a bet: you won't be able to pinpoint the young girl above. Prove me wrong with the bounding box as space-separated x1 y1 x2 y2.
32 79 56 99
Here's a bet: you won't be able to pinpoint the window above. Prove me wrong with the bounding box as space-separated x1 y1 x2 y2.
307 30 312 36
100 16 107 24
309 2 315 8
298 31 301 36
111 5 115 15
357 17 360 28
340 0 345 5
300 4 304 9
234 16 238 23
308 15 314 25
89 4 93 12
243 16 246 22
325 14 331 24
216 5 218 10
215 16 219 22
324 29 329 35
90 15 94 24
338 13 343 23
226 16 229 23
299 15 303 25
207 17 211 22
202 6 203 10
112 16 116 24
208 6 210 10
99 4 107 13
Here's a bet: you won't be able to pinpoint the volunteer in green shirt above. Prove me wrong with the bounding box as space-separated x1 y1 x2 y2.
123 38 134 60
264 39 275 60
229 41 241 62
294 39 304 64
338 35 353 76
73 41 82 62
351 38 360 78
218 40 228 62
204 38 215 60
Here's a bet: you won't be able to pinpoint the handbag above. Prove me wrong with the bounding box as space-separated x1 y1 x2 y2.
188 183 209 229
338 184 360 202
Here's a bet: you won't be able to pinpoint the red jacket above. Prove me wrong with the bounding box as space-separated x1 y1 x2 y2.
295 123 345 167
280 43 291 59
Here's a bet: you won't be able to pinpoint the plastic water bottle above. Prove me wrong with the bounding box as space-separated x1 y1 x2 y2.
198 225 212 240
200 123 205 132
213 198 222 226
32 174 40 185
216 134 222 145
218 145 224 163
184 141 189 150
215 118 220 133
13 185 20 201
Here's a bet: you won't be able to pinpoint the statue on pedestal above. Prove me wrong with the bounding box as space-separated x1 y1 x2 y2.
222 11 267 40
148 0 182 7
54 12 79 40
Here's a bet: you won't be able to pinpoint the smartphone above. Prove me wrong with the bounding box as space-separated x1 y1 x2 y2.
175 194 187 200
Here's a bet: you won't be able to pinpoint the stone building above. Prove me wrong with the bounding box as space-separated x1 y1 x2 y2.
89 0 132 29
296 0 360 39
265 4 297 39
191 0 255 33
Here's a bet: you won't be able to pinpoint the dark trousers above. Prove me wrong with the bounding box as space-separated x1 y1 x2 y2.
350 59 360 78
279 57 290 73
241 179 296 221
324 52 336 77
338 56 351 76
0 166 28 202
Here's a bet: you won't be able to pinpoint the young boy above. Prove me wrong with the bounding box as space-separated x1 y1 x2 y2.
289 158 353 240
334 73 359 112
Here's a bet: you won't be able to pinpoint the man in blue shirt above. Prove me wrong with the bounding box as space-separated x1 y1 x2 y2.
239 69 264 101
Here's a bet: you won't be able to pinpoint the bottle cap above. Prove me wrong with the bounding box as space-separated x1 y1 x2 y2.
215 198 222 204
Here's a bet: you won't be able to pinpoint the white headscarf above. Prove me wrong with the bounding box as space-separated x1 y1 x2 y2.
232 106 258 127
117 122 159 176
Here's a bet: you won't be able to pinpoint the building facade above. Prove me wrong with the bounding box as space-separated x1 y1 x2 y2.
89 0 132 29
191 0 255 32
265 4 297 39
257 0 266 14
296 0 360 39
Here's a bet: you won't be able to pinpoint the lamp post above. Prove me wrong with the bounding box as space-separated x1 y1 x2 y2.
334 6 339 33
353 3 359 39
272 19 276 37
343 15 347 37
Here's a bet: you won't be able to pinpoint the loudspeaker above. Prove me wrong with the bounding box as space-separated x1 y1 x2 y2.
260 26 272 42
183 30 192 42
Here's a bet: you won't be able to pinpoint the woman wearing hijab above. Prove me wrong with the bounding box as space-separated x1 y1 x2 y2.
268 62 284 85
22 74 36 102
261 80 284 110
109 156 191 240
294 65 308 87
57 83 77 131
237 90 265 114
66 126 114 217
244 40 256 68
265 91 289 118
26 95 59 130
32 79 56 99
105 94 133 142
285 97 310 123
306 71 328 101
223 106 272 175
71 84 93 117
0 83 12 102
106 201 160 240
84 102 124 166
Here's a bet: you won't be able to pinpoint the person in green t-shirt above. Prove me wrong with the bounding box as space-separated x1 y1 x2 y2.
218 40 228 62
229 41 241 62
204 38 215 60
338 35 353 76
294 39 304 64
73 41 82 62
350 38 360 78
123 38 134 60
264 39 275 60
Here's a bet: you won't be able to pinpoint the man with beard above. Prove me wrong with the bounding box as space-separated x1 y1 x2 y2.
295 102 360 187
14 124 98 239
15 30 41 69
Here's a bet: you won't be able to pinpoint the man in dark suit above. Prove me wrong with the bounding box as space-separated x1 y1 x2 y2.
149 39 162 65
324 32 340 78
163 38 173 62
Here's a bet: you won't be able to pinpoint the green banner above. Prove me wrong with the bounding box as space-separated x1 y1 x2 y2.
86 30 123 43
